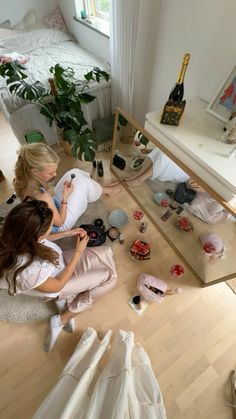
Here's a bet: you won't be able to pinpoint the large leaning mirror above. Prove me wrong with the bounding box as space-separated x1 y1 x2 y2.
110 108 236 286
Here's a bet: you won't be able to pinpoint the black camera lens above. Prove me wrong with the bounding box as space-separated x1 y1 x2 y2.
132 295 141 305
94 218 104 227
165 189 173 197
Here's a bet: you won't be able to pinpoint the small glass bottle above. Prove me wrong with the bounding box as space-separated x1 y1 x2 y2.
119 233 124 244
139 221 148 233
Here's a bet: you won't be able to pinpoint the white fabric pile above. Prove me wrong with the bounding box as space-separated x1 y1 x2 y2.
33 328 166 419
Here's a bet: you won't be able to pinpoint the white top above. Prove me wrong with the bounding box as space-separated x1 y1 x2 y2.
145 97 236 204
3 240 65 299
54 168 102 231
148 148 189 182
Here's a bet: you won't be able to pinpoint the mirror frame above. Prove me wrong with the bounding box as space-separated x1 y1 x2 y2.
110 107 236 286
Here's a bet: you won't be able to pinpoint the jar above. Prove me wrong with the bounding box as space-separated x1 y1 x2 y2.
119 233 124 244
139 221 148 233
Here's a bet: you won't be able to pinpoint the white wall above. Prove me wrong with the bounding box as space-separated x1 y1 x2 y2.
58 0 110 62
144 0 236 122
0 0 57 24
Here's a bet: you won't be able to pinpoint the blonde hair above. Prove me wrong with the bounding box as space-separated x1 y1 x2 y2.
13 143 60 199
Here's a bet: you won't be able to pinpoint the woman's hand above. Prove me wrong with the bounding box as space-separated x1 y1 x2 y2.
62 181 74 202
64 228 87 238
75 233 89 254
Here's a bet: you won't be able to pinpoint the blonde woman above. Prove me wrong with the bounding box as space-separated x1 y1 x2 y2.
14 143 120 232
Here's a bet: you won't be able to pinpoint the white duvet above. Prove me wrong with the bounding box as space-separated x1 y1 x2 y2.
0 28 110 114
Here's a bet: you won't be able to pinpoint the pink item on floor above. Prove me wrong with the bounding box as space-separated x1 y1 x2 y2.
170 264 185 278
200 233 224 256
133 210 144 220
137 273 167 303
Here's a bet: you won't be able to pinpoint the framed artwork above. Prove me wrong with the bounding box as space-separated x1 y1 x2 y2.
206 66 236 122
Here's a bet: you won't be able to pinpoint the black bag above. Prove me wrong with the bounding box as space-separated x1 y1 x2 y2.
173 183 196 204
112 154 126 170
79 224 106 246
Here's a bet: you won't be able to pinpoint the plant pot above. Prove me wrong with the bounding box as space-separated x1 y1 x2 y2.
60 139 73 156
120 125 136 144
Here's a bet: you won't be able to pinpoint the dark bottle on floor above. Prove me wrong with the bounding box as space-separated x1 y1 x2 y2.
97 161 104 177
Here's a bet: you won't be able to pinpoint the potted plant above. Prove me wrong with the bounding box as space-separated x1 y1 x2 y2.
0 60 110 161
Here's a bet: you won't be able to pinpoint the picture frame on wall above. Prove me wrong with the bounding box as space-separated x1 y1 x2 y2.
206 65 236 123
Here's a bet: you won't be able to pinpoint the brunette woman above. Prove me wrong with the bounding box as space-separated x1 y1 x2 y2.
0 200 117 352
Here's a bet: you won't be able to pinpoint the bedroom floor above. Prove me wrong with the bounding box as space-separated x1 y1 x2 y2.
0 112 236 419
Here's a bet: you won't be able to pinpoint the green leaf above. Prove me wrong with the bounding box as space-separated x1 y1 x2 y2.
77 93 96 103
118 114 128 126
139 133 149 147
84 71 93 81
66 130 96 161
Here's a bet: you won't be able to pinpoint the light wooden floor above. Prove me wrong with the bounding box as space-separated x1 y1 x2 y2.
0 112 236 419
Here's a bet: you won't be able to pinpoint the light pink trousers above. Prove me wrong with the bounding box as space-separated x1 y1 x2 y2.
58 246 117 313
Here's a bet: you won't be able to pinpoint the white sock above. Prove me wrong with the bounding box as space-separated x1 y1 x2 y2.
63 318 75 333
55 300 75 333
43 315 63 353
55 299 67 314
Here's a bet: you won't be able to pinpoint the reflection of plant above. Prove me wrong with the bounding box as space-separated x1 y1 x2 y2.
136 131 149 148
0 61 109 161
134 130 149 149
118 114 128 128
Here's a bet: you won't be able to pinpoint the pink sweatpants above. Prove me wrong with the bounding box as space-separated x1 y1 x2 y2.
58 246 117 313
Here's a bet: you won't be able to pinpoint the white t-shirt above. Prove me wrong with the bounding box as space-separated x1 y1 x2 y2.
3 239 65 300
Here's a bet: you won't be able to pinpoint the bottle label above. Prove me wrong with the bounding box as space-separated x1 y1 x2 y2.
161 100 186 126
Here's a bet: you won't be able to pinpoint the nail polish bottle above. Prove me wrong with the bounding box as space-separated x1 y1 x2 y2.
98 161 104 177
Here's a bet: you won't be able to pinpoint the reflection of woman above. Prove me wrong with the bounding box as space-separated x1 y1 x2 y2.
186 180 235 224
124 147 190 187
0 200 117 352
14 143 120 232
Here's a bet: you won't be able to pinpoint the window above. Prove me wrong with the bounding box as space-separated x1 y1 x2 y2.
92 0 110 21
75 0 110 36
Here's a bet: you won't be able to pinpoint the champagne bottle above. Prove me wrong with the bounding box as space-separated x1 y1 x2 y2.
168 53 190 102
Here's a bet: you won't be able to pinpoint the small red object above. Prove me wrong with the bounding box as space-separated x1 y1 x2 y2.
160 199 169 207
170 264 184 278
133 210 144 220
203 242 216 254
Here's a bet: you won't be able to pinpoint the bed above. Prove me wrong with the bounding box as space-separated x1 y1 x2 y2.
0 15 111 145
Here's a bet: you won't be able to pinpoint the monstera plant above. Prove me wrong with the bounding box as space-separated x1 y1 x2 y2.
0 60 110 161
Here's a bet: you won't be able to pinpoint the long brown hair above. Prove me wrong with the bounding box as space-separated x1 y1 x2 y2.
0 200 59 295
13 143 60 199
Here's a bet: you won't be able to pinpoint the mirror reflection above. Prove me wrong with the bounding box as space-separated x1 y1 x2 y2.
111 110 236 285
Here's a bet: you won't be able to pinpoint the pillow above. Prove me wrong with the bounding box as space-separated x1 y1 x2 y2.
12 9 37 30
0 28 21 40
26 20 50 31
0 29 73 54
42 7 67 32
0 20 11 29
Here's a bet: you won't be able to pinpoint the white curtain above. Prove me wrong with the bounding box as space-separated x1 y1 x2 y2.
110 0 140 114
33 328 166 419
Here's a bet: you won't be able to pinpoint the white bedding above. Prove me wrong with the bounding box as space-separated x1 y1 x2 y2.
0 28 111 144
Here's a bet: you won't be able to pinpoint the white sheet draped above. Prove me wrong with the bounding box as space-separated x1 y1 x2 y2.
110 0 140 114
33 328 166 419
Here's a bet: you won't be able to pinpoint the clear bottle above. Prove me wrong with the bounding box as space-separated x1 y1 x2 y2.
119 233 124 244
139 221 148 233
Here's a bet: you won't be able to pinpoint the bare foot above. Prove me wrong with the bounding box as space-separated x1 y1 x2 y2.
106 180 120 187
188 179 205 192
102 185 122 196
